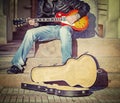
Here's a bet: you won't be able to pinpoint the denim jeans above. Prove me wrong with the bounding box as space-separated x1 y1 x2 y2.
11 25 73 69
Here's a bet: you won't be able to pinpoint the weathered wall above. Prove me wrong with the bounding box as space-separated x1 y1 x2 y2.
0 0 7 44
0 0 120 44
98 0 120 38
118 1 120 38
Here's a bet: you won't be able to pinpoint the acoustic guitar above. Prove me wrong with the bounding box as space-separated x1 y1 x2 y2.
13 9 89 31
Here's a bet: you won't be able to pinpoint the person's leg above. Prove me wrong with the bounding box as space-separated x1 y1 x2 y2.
7 25 61 74
59 26 73 64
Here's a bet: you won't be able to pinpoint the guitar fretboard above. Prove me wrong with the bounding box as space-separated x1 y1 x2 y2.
30 17 65 22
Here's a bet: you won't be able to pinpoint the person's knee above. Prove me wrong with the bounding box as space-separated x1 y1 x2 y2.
26 29 33 36
60 26 73 38
60 26 73 33
25 29 35 40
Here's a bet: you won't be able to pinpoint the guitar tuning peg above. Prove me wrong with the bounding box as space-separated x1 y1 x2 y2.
18 25 20 27
15 25 18 27
20 18 23 20
20 24 23 26
15 18 18 21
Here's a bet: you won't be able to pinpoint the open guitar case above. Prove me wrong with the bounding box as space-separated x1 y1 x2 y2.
21 54 108 97
21 0 108 97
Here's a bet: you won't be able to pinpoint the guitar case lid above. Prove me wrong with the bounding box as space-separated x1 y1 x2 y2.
21 82 92 97
21 54 97 97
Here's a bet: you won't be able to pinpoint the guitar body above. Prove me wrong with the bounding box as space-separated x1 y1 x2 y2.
31 54 97 88
56 9 89 31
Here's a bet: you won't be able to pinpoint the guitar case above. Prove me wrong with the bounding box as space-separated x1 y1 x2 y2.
21 54 97 97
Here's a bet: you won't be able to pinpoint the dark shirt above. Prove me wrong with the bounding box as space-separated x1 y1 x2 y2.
37 0 90 26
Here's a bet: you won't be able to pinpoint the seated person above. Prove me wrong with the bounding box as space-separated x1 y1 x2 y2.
7 0 90 74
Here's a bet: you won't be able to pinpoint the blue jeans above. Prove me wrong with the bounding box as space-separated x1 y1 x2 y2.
12 25 73 69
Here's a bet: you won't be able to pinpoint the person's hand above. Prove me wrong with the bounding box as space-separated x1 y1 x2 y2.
28 18 39 26
66 13 80 24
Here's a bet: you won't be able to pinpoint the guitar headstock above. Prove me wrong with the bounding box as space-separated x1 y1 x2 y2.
13 18 27 27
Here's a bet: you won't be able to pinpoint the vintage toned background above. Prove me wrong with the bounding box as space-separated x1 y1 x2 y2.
0 0 120 88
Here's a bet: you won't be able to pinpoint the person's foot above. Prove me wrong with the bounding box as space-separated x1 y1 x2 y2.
7 65 24 74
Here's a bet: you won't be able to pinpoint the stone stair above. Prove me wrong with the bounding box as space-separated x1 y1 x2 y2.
0 37 120 88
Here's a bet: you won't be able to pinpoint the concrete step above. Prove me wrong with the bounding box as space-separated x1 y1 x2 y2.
0 56 12 70
26 56 120 73
35 38 120 58
0 56 120 88
76 38 120 57
0 73 31 88
1 55 120 73
34 37 120 73
0 57 120 88
0 70 119 88
0 40 35 57
0 38 119 88
1 38 120 72
108 73 120 88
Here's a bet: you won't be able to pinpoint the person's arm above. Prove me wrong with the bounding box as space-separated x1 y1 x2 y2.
66 13 80 24
28 18 39 27
77 2 90 18
65 1 90 24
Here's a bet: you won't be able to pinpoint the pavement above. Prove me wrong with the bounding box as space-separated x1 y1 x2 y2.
0 86 120 103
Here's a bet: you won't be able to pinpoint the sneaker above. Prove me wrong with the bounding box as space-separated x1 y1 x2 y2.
7 65 24 74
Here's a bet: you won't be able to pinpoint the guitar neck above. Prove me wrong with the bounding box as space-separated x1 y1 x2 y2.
34 17 64 22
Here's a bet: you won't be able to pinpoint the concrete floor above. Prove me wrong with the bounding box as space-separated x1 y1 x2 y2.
0 40 120 103
0 86 120 103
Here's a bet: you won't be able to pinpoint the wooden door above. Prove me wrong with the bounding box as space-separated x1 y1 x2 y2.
13 0 37 40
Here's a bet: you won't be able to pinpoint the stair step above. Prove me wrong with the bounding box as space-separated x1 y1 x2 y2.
35 38 120 58
96 57 120 73
0 73 120 88
108 73 120 87
0 56 12 70
1 56 120 73
0 38 119 88
0 70 119 88
77 38 120 57
33 38 120 73
26 57 120 73
0 73 31 88
0 40 35 57
0 56 120 88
